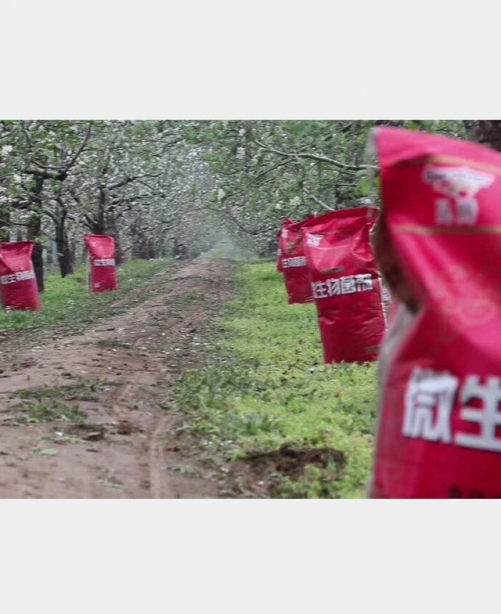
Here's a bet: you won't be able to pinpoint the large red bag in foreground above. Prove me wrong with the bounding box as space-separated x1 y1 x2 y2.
0 241 40 311
280 215 315 304
84 235 117 293
371 126 501 498
303 208 386 363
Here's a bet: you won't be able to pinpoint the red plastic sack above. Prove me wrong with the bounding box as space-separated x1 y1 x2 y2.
277 218 295 273
0 241 40 311
303 208 386 363
371 126 501 498
280 215 316 304
84 235 117 293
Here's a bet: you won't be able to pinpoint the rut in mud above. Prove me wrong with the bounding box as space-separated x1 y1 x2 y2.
0 259 234 498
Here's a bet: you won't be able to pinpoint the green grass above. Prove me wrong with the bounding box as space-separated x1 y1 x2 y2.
168 290 205 309
0 259 171 333
10 399 87 425
174 261 378 498
12 380 103 402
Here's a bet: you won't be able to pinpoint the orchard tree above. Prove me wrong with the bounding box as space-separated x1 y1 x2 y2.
0 119 481 284
0 120 92 289
194 120 466 253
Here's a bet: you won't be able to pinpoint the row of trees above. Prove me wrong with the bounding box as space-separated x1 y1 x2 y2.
195 121 468 241
0 120 493 291
0 121 219 290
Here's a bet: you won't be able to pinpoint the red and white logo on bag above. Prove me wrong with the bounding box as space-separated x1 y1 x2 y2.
1 270 36 285
404 367 501 453
423 165 495 225
305 234 323 247
278 216 315 304
84 235 117 293
371 126 501 498
302 207 386 364
282 256 306 268
0 241 40 311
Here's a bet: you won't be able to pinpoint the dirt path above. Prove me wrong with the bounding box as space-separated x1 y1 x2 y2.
0 259 234 498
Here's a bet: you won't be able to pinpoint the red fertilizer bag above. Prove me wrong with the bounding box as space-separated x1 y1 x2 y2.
277 218 295 273
371 126 501 498
281 215 316 304
84 235 117 293
0 241 40 311
303 207 386 363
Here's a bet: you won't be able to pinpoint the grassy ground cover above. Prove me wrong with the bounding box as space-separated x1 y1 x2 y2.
174 261 378 498
0 259 171 334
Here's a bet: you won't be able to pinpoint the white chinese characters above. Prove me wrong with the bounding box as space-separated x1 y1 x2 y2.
0 270 35 285
311 274 373 300
403 369 501 453
456 376 501 452
404 369 459 442
282 256 306 269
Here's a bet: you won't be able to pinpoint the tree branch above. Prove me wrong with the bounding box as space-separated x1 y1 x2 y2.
0 218 55 241
253 139 375 172
205 203 274 236
107 172 161 191
65 122 92 170
30 122 92 173
303 189 335 211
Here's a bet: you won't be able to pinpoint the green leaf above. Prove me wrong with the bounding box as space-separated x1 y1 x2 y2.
358 177 373 196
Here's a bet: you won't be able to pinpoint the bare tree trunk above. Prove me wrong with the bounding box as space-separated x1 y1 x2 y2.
110 225 125 265
132 235 150 260
52 203 74 278
116 236 125 264
90 192 125 265
56 226 74 278
27 177 45 293
46 243 54 266
147 237 156 259
69 238 76 272
57 239 74 277
0 205 10 243
27 233 44 292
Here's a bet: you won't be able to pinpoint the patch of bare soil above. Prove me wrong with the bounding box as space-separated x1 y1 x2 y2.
0 259 234 498
230 445 347 497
